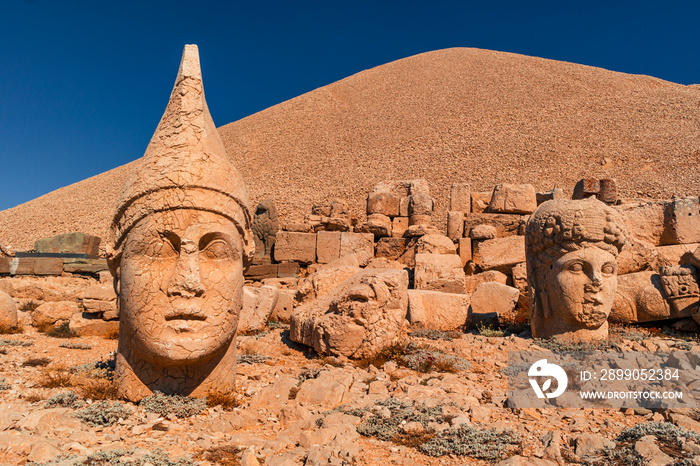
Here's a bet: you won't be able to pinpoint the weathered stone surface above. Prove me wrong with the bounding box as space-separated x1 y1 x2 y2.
447 211 464 242
0 257 9 274
470 224 497 240
473 236 526 272
488 183 537 214
399 197 410 217
572 178 600 200
471 191 492 213
415 234 457 255
0 290 18 328
290 268 409 359
407 289 470 330
367 191 400 217
464 213 525 238
611 271 670 323
239 286 280 334
409 193 434 217
660 265 699 316
32 301 79 329
408 214 432 226
614 200 669 246
249 376 298 411
526 199 627 341
246 264 279 280
391 216 409 237
495 456 557 466
458 237 472 267
34 232 101 256
62 258 109 274
404 224 440 237
355 213 392 238
469 282 519 327
82 284 116 301
69 312 119 337
277 262 300 278
316 231 341 264
295 370 353 408
616 239 658 275
414 253 466 294
32 258 63 276
449 183 470 213
598 178 618 204
376 238 407 260
252 200 279 264
270 289 295 323
82 299 117 315
297 266 362 303
536 187 565 204
656 243 700 267
465 270 508 293
11 258 34 275
634 436 672 466
105 45 255 402
274 231 317 264
339 232 374 267
668 197 700 244
575 433 615 458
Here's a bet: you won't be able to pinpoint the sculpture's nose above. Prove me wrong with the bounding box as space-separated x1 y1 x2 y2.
167 240 205 298
589 268 603 288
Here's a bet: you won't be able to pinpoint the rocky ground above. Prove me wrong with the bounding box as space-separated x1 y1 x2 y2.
1 315 700 465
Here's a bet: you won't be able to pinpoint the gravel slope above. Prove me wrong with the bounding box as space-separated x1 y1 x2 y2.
1 48 699 251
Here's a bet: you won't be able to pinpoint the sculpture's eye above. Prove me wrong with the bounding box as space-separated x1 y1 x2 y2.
602 263 616 275
142 233 178 258
567 262 583 272
201 239 234 260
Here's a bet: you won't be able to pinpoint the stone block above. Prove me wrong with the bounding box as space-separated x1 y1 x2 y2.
274 232 317 264
473 236 526 272
32 258 63 276
376 238 407 260
82 284 116 301
34 232 101 256
458 238 472 267
614 200 670 246
536 188 565 204
470 224 497 240
245 264 279 280
367 191 400 217
465 270 508 293
464 213 525 238
270 289 295 323
572 178 600 199
656 243 700 268
277 262 300 278
415 234 456 255
447 211 464 242
0 257 9 275
407 289 471 330
599 178 618 204
488 184 537 214
414 253 466 294
239 286 279 334
449 183 471 213
82 299 117 314
12 258 34 275
469 282 519 328
471 191 492 213
409 214 431 226
355 214 391 238
62 258 109 274
69 313 119 337
316 231 341 264
404 224 441 238
0 290 18 328
668 197 700 244
392 217 409 237
409 192 434 217
399 197 410 217
339 232 374 267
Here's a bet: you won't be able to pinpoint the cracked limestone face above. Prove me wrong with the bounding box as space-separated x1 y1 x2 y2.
119 208 243 366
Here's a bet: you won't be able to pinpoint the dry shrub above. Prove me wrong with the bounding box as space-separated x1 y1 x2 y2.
19 300 40 312
206 387 244 410
0 325 23 335
355 343 407 369
22 357 51 367
237 339 258 356
79 378 119 401
37 322 77 339
196 445 242 466
22 391 43 403
38 367 73 388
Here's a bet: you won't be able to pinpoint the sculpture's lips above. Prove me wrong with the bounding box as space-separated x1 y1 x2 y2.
164 307 207 321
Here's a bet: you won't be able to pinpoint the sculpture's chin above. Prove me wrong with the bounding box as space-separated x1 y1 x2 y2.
131 333 233 367
577 305 609 329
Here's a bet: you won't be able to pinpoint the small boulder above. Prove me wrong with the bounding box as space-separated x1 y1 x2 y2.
32 301 79 329
407 290 470 330
0 290 18 328
416 234 457 255
488 184 537 214
469 282 519 327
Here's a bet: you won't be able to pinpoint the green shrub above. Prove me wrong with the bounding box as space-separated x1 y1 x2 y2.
73 401 132 427
43 391 85 409
140 391 206 418
420 425 521 459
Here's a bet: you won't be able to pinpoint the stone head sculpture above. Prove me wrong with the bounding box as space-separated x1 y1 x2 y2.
106 45 254 401
525 198 626 341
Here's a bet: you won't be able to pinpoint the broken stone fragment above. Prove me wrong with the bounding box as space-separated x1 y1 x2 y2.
0 290 18 328
469 282 519 328
414 253 466 294
407 289 471 330
488 184 537 214
415 234 456 255
449 183 471 213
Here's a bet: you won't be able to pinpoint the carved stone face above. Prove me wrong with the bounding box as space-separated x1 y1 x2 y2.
119 209 243 366
545 247 618 329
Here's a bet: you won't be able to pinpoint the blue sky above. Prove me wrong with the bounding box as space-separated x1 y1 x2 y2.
1 0 698 211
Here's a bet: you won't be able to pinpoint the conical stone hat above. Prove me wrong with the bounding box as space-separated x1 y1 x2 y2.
108 45 254 265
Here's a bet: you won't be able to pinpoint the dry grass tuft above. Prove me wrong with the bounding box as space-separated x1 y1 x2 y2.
37 321 77 339
0 325 23 335
37 367 73 388
206 388 244 410
22 391 44 403
19 300 40 312
196 445 243 466
103 329 119 340
79 378 119 401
